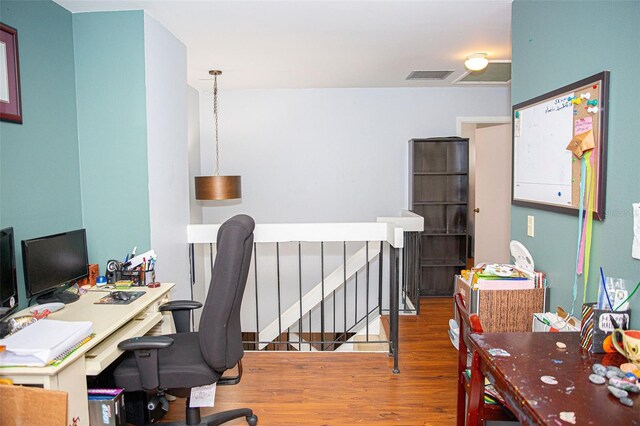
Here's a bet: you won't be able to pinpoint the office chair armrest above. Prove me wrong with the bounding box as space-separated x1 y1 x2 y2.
159 300 203 312
118 336 174 391
118 336 174 351
160 300 203 333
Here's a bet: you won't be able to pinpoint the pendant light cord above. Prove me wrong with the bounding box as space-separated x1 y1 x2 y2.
213 73 220 176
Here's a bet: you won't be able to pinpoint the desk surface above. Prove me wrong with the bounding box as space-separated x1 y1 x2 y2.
1 284 174 376
471 332 639 425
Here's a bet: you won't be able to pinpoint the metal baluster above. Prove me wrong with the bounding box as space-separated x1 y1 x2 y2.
189 243 196 331
366 241 369 342
276 242 282 350
254 243 259 350
320 241 325 351
378 241 383 315
355 267 359 325
298 241 303 351
390 245 400 374
343 241 347 343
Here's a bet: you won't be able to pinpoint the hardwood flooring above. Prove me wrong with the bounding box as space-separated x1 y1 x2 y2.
162 298 458 425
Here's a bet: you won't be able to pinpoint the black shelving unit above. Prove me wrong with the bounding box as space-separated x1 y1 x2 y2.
409 137 469 297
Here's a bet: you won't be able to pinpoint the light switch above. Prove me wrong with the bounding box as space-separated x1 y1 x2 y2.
527 215 535 237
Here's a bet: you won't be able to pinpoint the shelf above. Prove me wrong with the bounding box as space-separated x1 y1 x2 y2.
409 137 469 297
421 232 467 236
413 172 468 176
412 201 467 206
421 259 466 267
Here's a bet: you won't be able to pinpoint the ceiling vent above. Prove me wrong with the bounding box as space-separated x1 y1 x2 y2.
454 61 511 85
406 70 454 81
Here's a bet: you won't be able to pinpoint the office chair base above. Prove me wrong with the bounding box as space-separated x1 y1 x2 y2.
160 407 257 426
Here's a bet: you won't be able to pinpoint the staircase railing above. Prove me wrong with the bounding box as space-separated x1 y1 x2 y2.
187 211 423 373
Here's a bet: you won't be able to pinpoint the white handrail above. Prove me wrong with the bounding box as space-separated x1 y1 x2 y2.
187 211 423 248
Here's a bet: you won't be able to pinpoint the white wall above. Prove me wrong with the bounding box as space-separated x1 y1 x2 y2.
144 13 191 299
198 87 510 224
188 85 207 318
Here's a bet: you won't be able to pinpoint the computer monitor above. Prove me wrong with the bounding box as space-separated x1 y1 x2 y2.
0 227 19 321
22 228 89 304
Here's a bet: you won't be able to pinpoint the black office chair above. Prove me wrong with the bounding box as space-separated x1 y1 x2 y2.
113 214 258 426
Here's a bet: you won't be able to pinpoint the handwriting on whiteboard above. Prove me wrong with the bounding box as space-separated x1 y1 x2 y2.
545 96 571 114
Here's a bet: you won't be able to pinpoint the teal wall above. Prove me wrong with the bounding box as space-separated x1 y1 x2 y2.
73 11 151 268
0 1 82 307
512 1 640 328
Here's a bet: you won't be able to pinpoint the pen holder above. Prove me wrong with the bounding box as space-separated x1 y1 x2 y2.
580 302 631 353
116 267 155 287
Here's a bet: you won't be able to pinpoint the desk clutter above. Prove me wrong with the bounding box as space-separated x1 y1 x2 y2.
589 362 639 408
0 319 93 367
104 248 159 287
94 291 146 305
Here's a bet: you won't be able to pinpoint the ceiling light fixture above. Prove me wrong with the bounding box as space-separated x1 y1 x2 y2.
195 70 242 200
464 53 489 71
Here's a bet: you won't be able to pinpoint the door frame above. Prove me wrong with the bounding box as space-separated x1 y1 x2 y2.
456 116 511 259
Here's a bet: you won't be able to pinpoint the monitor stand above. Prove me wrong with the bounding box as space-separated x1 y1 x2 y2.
36 287 80 304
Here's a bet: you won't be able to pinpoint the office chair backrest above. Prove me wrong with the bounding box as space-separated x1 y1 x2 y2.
199 214 255 372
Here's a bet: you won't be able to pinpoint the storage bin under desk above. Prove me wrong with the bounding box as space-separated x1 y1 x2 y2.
454 275 548 332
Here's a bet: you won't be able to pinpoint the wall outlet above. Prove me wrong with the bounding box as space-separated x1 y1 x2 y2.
527 215 535 237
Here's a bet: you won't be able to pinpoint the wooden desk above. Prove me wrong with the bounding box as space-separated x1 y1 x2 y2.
470 332 640 425
0 284 175 425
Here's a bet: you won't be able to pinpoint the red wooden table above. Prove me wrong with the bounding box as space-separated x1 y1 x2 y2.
469 332 639 425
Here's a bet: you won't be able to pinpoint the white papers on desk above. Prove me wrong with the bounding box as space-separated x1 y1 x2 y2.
0 319 93 367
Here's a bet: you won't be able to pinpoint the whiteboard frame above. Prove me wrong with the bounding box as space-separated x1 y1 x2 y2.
511 71 609 221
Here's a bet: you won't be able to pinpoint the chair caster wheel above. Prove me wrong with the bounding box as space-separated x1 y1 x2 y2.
246 414 258 425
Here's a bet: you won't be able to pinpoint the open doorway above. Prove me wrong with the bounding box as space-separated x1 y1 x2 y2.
457 117 511 265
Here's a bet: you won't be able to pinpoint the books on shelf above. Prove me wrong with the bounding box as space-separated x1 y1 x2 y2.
0 319 93 367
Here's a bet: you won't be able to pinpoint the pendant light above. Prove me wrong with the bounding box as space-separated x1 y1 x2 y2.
195 70 242 200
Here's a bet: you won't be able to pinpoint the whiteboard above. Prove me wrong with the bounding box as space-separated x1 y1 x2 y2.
511 72 609 220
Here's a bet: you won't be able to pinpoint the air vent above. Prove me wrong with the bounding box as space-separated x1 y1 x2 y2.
406 70 454 81
454 61 511 85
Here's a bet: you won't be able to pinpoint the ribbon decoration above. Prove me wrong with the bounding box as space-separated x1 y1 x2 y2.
583 151 596 302
572 150 596 314
571 155 587 314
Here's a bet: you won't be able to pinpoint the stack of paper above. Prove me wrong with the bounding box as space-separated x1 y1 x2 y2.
0 319 93 367
473 264 535 290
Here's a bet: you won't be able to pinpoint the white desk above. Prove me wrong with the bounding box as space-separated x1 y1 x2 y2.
0 283 175 425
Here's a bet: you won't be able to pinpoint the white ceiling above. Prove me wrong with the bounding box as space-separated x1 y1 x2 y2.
55 0 512 91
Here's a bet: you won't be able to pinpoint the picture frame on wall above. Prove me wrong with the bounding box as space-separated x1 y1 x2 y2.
0 23 23 124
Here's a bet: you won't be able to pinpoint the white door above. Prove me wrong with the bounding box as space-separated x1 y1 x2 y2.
473 124 511 264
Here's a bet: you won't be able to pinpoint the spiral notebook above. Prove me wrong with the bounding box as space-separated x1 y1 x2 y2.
0 319 93 367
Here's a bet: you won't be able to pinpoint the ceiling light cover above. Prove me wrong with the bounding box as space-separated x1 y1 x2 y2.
195 176 241 200
464 53 489 71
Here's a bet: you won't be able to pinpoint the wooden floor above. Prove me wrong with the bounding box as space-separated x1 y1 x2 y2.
162 298 458 425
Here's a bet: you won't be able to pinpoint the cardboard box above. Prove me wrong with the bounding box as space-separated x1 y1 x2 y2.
455 275 547 332
0 385 67 426
88 388 126 426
